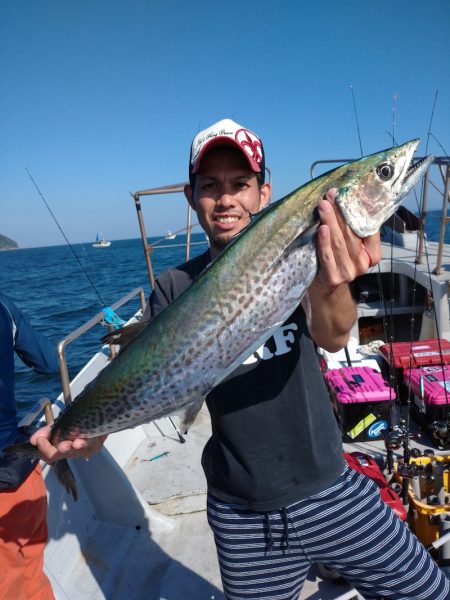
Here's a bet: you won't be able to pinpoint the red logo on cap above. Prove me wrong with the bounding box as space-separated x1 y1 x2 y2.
235 129 263 165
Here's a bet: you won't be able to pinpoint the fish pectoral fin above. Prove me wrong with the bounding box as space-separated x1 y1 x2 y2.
101 320 147 350
268 219 319 276
281 220 320 259
179 398 205 434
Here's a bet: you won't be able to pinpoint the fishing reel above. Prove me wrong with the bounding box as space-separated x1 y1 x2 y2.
385 427 403 451
396 462 427 480
429 421 450 448
384 420 422 453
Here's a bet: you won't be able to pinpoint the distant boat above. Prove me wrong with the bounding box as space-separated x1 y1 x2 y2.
165 230 176 240
92 234 111 248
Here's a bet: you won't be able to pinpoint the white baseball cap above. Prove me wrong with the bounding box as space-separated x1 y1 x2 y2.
189 118 265 181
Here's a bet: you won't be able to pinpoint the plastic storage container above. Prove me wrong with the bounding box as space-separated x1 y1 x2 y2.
325 366 396 442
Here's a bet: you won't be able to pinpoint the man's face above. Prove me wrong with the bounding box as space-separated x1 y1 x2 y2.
185 146 271 257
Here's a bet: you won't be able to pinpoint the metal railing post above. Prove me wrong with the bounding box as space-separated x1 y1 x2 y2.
57 287 146 407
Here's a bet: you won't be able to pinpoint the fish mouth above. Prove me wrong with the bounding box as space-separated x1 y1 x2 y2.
405 155 433 183
399 150 434 197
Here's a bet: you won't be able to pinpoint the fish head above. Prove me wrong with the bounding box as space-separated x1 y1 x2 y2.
334 139 433 237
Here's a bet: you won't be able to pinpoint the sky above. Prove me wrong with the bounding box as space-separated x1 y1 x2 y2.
1 0 449 248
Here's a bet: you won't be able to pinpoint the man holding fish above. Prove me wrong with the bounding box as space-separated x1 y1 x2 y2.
145 119 450 599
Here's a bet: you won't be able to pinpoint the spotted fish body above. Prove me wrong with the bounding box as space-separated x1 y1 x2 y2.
6 141 432 482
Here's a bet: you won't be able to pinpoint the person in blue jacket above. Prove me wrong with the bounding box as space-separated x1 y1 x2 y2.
0 294 105 600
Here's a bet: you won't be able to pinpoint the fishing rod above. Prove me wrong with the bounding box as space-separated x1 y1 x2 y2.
340 86 364 371
384 96 415 485
348 91 431 480
350 88 404 464
387 96 400 465
25 167 107 308
348 88 399 470
391 93 398 147
415 92 450 450
381 95 425 485
424 90 439 156
385 92 450 503
349 90 450 558
349 86 364 158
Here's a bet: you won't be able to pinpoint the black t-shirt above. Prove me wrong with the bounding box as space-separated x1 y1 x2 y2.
149 250 345 511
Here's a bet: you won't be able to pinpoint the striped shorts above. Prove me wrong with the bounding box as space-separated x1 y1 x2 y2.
207 465 450 600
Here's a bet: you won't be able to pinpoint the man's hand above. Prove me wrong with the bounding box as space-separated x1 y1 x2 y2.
302 188 382 353
315 188 381 288
30 424 107 463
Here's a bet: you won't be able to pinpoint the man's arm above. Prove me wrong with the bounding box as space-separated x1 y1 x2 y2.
302 189 381 352
302 281 356 352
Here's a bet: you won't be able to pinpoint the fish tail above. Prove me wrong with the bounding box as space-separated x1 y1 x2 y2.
3 442 78 501
53 459 78 501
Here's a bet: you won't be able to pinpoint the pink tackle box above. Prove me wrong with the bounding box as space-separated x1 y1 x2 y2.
325 366 396 442
404 365 450 428
379 339 450 402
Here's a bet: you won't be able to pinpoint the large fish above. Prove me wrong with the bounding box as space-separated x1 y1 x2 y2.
5 140 432 499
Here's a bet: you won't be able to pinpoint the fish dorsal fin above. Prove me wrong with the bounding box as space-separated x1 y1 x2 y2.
179 398 205 434
101 320 147 350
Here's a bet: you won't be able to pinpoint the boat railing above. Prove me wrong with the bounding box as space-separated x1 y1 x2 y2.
18 397 55 429
310 156 450 275
57 287 147 406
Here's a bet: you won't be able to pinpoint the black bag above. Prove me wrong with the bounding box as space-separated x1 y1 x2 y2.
0 429 39 491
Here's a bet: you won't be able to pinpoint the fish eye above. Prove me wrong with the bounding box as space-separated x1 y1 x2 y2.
376 162 394 181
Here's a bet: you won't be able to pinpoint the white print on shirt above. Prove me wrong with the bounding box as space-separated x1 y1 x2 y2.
242 322 298 365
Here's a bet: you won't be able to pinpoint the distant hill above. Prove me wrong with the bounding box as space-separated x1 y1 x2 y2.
0 234 19 250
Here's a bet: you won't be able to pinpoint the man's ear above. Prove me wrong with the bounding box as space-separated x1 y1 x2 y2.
184 184 196 211
259 182 272 210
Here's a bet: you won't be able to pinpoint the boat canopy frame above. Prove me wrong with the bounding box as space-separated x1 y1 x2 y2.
131 183 192 289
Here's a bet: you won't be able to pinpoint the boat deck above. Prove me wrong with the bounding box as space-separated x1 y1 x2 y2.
44 400 369 599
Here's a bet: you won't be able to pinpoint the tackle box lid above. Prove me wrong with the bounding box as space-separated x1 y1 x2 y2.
379 339 450 370
324 366 396 404
404 365 450 405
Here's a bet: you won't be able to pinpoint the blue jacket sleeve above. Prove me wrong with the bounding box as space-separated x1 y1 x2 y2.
2 296 58 374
